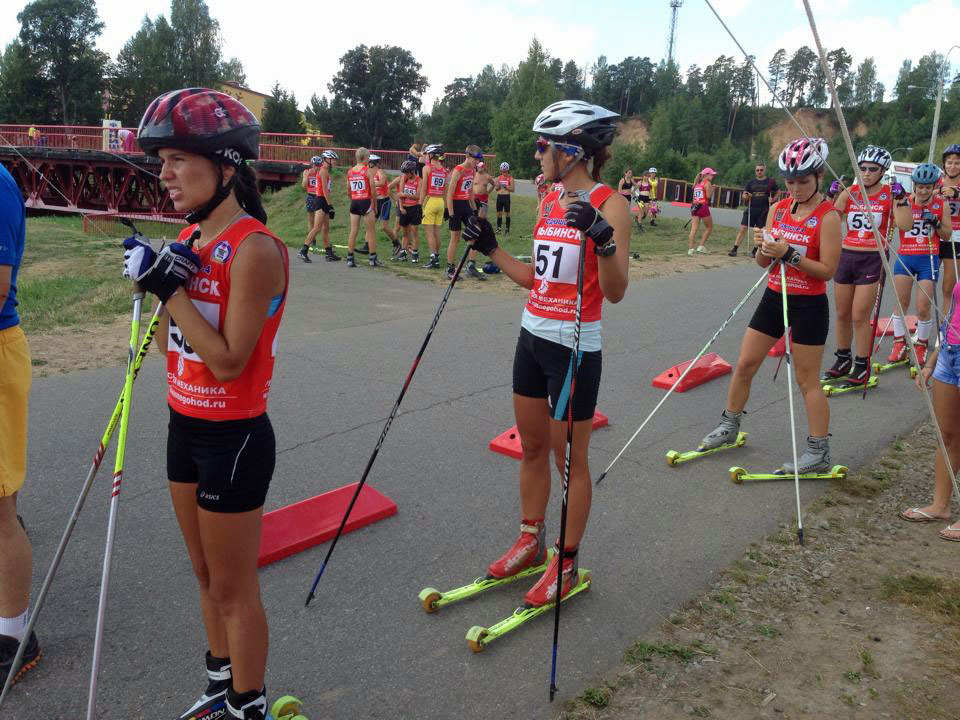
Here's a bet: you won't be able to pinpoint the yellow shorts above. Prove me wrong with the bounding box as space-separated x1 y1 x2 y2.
0 325 31 497
422 196 445 226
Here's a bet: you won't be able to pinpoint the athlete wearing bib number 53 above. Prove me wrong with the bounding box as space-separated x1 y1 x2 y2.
134 88 287 720
696 137 841 475
461 100 629 609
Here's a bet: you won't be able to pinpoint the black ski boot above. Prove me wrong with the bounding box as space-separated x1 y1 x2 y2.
346 253 356 268
842 357 871 386
424 254 441 269
410 250 420 264
179 652 231 720
324 246 340 262
226 686 267 720
355 242 370 255
369 253 383 268
821 349 852 381
728 245 738 257
446 263 457 280
465 261 486 280
297 246 311 263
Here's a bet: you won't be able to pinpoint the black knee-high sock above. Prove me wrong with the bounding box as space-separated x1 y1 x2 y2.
497 216 502 229
506 216 511 231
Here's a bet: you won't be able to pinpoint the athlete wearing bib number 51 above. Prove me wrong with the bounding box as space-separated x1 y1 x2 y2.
462 100 629 608
823 145 894 385
133 88 288 720
697 138 841 475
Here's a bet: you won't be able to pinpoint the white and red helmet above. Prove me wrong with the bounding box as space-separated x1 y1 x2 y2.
778 137 828 178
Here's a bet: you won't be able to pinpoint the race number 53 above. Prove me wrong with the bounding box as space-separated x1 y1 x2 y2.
534 240 580 284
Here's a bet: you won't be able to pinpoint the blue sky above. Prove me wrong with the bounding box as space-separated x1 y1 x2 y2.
1 0 957 110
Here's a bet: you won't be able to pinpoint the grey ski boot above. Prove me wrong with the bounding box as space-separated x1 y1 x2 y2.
698 410 743 451
781 435 831 474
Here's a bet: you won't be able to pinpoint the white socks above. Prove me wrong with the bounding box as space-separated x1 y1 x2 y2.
917 318 933 342
892 314 906 338
0 610 28 642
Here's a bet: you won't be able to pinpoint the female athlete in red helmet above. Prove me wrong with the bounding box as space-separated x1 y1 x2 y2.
695 138 841 474
124 88 288 720
459 100 630 607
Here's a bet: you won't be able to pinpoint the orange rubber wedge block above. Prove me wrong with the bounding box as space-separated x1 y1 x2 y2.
489 410 609 460
875 315 918 338
257 483 397 567
768 333 789 357
651 352 731 392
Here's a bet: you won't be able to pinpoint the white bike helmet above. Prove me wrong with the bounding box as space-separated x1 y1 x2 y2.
500 162 509 171
857 145 892 170
648 167 657 174
425 144 443 157
532 100 618 155
321 149 338 160
778 137 829 178
310 155 322 165
369 154 381 164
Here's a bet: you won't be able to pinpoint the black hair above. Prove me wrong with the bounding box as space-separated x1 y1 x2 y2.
235 163 267 224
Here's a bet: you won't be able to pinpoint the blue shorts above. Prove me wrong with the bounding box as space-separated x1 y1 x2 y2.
893 253 940 282
933 343 960 386
376 198 392 221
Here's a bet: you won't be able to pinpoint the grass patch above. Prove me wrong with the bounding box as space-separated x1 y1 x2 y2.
881 573 960 623
581 686 611 708
836 467 889 498
759 625 777 639
625 641 699 665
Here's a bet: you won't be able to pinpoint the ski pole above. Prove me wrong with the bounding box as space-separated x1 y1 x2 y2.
549 226 588 703
0 226 197 711
304 243 472 606
863 266 886 400
596 264 773 485
86 288 144 719
778 262 804 545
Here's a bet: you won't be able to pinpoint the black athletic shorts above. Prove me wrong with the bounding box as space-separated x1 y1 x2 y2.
306 194 322 213
748 288 829 346
448 199 474 231
350 198 372 216
398 204 422 227
740 206 769 228
512 328 601 422
496 195 511 212
167 408 275 513
834 249 883 285
941 241 958 260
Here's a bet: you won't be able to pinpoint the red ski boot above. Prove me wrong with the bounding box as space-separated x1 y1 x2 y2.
524 546 578 608
914 339 929 368
487 521 545 579
887 336 907 364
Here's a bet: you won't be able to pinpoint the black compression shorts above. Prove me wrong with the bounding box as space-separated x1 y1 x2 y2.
495 195 511 212
512 328 601 422
748 288 829 346
448 199 474 231
941 241 958 260
350 199 372 216
167 408 275 513
398 205 422 227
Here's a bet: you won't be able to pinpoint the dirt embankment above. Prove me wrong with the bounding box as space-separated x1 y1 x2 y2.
617 117 649 147
763 108 868 156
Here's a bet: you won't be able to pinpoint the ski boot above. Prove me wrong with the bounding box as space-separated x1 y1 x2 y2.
495 225 502 234
465 261 486 280
391 239 403 258
821 349 852 383
727 245 738 257
369 254 383 268
696 245 708 254
179 652 231 720
410 250 419 264
650 219 658 227
424 254 441 270
226 687 268 719
523 546 578 608
446 263 457 280
888 335 907 363
355 242 370 255
324 246 340 262
779 435 831 475
487 521 546 579
914 339 929 368
346 254 356 268
297 246 311 264
0 631 41 687
823 358 879 395
393 249 408 261
698 410 743 452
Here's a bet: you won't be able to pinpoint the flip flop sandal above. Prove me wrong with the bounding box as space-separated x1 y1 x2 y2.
899 507 943 523
939 525 960 542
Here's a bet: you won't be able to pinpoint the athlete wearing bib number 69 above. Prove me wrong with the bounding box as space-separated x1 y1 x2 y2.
461 100 629 609
134 88 288 720
697 138 842 474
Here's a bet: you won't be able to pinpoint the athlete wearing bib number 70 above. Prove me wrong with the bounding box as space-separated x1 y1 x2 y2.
454 100 629 612
134 88 288 720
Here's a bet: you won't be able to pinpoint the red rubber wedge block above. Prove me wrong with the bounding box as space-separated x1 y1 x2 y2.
768 333 792 357
257 483 397 567
489 411 609 460
651 352 731 392
875 315 918 338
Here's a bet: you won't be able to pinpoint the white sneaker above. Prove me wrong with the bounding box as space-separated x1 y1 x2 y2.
687 248 695 256
696 245 708 254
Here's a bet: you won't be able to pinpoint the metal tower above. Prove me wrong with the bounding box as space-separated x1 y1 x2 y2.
667 0 683 66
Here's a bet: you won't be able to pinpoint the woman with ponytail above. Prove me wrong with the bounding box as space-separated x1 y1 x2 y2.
123 88 288 720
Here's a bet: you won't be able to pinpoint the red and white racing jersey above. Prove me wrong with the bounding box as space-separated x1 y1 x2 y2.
452 164 475 201
400 176 420 207
841 184 893 250
424 164 447 197
898 197 946 256
348 165 371 200
767 198 835 296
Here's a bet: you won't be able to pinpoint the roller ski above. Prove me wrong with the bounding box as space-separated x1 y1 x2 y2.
822 375 878 396
820 349 852 383
729 464 848 483
873 357 909 374
270 695 308 720
465 549 591 653
419 522 549 613
729 435 846 482
666 432 747 466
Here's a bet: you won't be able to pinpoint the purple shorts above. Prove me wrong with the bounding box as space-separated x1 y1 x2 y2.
834 249 883 285
691 203 711 218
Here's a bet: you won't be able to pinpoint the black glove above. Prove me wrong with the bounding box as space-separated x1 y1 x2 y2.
327 205 335 220
123 238 201 303
891 182 906 201
922 209 940 229
564 201 616 256
443 207 450 222
462 216 498 256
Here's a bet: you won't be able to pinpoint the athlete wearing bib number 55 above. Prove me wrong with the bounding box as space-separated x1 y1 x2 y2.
461 100 629 608
697 137 841 475
134 88 287 720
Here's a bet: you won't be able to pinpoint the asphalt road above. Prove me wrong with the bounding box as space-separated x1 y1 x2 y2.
8 256 926 719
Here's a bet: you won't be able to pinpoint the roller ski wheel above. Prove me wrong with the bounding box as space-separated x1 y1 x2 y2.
666 432 747 466
271 695 307 720
873 358 909 374
910 366 919 379
823 376 878 397
417 551 552 614
729 465 848 482
464 569 592 653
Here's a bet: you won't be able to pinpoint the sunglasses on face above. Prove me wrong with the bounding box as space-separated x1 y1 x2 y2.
755 168 764 172
859 164 882 173
535 140 551 154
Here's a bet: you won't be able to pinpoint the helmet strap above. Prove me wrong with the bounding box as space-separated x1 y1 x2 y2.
551 142 584 183
947 171 960 180
185 163 236 224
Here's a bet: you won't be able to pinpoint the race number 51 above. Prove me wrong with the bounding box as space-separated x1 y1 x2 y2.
534 240 580 284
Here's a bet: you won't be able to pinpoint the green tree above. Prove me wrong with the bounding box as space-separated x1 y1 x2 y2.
0 40 56 122
853 58 879 108
327 44 428 147
828 47 854 106
784 46 817 105
560 60 584 99
768 49 787 102
16 0 108 123
261 83 304 133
